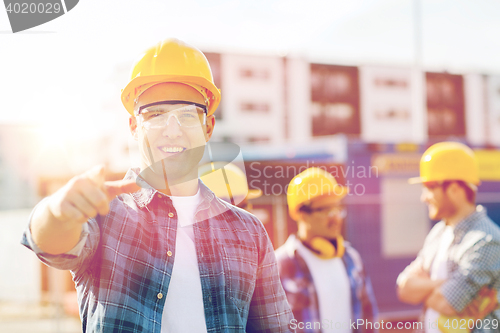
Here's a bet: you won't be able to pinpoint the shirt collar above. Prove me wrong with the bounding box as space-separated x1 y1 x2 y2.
123 168 226 218
124 168 157 208
453 205 487 238
283 234 301 258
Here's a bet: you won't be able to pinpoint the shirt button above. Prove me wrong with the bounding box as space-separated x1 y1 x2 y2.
208 297 212 303
167 250 173 257
168 212 174 218
157 293 163 299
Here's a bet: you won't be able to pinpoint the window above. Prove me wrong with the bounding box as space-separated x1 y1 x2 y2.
240 102 270 113
240 68 270 80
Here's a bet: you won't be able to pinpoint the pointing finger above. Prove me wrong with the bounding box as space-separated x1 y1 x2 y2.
76 180 110 216
104 179 141 199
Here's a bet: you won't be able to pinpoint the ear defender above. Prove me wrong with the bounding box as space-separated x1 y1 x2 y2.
309 236 345 259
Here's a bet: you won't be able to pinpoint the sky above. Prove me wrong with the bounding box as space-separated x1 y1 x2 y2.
1 0 500 133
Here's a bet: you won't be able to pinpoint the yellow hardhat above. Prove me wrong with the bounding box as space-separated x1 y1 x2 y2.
121 38 221 116
199 162 262 205
408 141 480 186
287 167 348 221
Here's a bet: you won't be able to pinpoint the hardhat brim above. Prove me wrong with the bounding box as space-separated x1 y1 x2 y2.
408 176 481 188
408 176 423 184
247 189 262 200
301 185 349 206
121 74 221 117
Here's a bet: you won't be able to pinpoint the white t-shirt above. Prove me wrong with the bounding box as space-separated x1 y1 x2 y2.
296 239 352 333
161 188 207 333
425 225 455 333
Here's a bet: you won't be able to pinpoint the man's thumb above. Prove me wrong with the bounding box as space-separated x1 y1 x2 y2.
104 179 141 199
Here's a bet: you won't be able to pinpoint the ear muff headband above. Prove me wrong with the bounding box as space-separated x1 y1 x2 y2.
309 236 345 259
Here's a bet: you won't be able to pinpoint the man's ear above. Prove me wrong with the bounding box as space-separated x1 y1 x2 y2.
204 115 215 142
447 182 460 193
129 116 138 140
446 181 463 201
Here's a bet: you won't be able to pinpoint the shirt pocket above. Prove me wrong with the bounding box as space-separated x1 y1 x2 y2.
215 238 259 314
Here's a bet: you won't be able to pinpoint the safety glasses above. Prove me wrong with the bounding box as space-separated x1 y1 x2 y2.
135 100 208 129
302 205 347 219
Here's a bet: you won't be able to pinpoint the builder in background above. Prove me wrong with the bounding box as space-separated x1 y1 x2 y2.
397 141 500 333
276 167 378 333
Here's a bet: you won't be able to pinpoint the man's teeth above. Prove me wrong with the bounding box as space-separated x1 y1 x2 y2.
161 147 184 153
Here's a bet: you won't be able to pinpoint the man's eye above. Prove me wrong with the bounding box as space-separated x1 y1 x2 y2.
179 112 197 119
145 112 162 119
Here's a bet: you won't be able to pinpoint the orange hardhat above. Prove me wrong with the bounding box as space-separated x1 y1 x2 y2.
408 142 480 187
199 162 261 205
121 38 221 116
287 167 348 221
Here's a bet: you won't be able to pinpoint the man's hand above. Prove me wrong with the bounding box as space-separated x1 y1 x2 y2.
411 265 431 279
31 165 141 254
47 166 139 226
397 263 444 305
426 288 457 316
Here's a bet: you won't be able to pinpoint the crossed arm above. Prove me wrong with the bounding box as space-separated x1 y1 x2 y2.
397 262 457 316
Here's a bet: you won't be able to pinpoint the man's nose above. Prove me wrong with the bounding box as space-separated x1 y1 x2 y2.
420 189 429 203
327 213 342 224
162 115 183 138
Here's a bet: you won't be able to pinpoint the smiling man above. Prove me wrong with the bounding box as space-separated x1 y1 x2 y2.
132 81 211 192
21 38 293 333
397 142 500 333
275 167 377 333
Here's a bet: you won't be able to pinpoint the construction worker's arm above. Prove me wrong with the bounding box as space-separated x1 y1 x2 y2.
438 236 500 315
246 226 294 332
397 261 444 305
30 165 140 255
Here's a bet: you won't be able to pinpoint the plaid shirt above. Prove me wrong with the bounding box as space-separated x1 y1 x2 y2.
398 206 500 333
21 169 294 333
275 235 378 333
